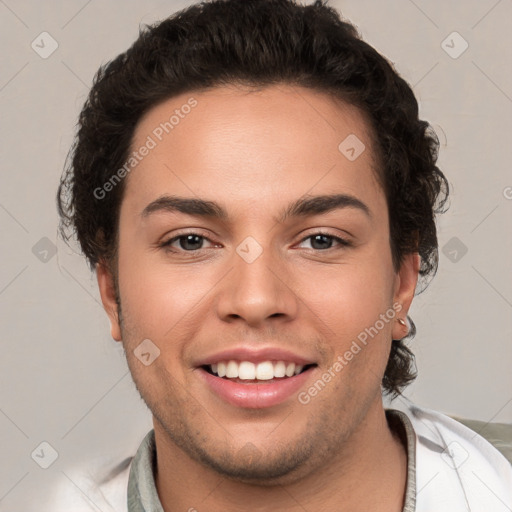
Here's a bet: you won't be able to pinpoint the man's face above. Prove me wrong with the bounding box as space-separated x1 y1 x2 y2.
98 85 416 483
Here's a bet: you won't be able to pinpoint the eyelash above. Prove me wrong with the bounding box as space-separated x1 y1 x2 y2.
158 231 352 254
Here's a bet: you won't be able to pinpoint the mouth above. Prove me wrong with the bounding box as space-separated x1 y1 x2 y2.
202 360 317 383
197 359 318 408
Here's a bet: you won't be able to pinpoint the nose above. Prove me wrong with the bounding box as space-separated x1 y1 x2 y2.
215 240 299 327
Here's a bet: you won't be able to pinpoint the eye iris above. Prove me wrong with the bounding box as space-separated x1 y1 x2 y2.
180 234 203 250
310 234 332 250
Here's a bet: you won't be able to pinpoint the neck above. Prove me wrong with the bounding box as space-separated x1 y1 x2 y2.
154 398 407 512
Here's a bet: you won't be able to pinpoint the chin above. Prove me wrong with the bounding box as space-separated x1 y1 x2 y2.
194 445 315 486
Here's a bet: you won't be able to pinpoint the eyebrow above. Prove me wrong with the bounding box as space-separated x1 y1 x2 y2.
140 193 371 223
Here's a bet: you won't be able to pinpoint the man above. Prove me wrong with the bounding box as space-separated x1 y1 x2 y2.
56 0 512 510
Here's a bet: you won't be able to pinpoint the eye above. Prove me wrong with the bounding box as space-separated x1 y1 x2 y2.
297 232 351 251
159 232 217 252
158 231 351 254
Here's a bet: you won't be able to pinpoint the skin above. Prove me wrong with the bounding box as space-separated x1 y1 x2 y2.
97 84 419 511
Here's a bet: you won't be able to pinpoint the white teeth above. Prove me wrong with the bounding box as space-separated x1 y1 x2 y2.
217 362 226 377
226 360 238 378
273 361 286 378
238 361 256 380
208 360 309 380
285 362 295 377
256 361 274 380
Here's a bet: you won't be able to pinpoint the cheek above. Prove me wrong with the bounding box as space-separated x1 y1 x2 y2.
301 260 395 341
116 246 216 343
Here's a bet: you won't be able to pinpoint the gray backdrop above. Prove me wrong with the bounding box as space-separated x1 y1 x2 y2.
1 0 511 509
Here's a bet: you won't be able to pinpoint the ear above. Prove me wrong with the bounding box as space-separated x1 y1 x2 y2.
96 261 122 342
391 252 420 340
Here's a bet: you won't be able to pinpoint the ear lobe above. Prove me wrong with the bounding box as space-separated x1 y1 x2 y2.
96 261 122 341
392 252 420 340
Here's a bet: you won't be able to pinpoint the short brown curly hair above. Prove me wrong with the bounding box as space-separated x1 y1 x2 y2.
57 0 449 398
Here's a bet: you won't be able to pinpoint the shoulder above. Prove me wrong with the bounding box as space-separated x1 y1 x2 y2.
449 415 512 466
403 400 512 469
42 457 132 512
388 398 512 510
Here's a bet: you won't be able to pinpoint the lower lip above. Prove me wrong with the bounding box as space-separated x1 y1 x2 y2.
197 367 315 409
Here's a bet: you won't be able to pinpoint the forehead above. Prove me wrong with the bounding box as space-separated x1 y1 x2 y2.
123 84 384 220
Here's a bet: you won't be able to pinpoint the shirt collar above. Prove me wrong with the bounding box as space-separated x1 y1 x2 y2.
127 429 163 512
386 408 417 512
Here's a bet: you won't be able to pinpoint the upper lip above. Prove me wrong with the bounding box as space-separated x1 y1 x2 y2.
195 346 317 367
